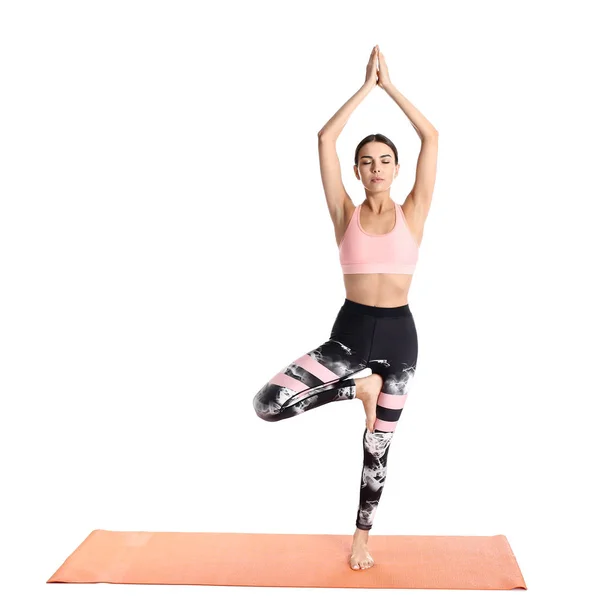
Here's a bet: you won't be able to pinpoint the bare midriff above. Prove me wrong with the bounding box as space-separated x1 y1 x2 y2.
342 273 413 308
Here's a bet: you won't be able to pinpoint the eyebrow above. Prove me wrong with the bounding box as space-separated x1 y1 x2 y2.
360 154 392 159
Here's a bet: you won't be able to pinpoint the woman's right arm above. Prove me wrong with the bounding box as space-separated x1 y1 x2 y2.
318 47 378 225
317 82 373 225
317 81 374 141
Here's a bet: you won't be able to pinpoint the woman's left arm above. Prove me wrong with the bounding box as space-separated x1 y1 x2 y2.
377 48 438 213
382 81 438 211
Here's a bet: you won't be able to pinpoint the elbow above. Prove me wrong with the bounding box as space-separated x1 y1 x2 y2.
317 130 337 143
423 128 439 140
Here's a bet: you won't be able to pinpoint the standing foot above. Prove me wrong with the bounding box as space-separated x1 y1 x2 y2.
349 527 375 570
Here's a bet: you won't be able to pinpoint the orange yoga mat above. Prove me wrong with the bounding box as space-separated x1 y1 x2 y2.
47 529 527 590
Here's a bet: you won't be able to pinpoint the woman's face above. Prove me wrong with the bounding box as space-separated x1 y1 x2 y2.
355 141 399 191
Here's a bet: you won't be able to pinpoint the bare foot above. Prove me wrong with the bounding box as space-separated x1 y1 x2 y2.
355 373 383 433
350 538 375 570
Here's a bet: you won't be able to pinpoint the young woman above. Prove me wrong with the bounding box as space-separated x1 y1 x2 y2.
252 45 438 571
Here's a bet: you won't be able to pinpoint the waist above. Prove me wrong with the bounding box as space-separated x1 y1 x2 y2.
340 297 412 318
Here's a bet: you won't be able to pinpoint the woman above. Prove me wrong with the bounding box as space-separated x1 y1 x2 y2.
252 45 438 571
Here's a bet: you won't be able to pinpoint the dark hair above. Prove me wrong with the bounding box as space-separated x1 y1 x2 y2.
354 133 398 167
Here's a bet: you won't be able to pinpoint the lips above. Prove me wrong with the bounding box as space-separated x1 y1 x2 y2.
371 178 384 182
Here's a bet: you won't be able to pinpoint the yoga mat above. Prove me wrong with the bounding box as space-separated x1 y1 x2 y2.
47 529 527 590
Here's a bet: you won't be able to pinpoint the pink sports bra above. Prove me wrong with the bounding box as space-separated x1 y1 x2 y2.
339 202 419 275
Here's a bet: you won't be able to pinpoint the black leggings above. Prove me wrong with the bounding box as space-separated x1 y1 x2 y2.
253 298 419 531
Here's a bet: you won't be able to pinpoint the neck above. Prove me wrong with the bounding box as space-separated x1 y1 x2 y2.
363 193 394 214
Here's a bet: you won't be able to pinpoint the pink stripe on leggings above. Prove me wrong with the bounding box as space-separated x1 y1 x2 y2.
268 372 309 393
373 419 398 433
293 353 339 383
377 392 407 410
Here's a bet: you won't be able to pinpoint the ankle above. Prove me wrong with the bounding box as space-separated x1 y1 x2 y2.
355 374 372 396
354 378 365 397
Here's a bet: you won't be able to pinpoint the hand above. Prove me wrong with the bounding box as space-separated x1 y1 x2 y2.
377 47 391 89
364 46 378 88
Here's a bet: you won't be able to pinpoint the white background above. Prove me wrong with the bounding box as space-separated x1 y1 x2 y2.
2 0 590 598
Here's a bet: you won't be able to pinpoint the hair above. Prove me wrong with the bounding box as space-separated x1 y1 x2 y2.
354 133 399 167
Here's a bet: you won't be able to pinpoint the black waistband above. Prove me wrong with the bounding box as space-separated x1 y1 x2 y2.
341 298 412 319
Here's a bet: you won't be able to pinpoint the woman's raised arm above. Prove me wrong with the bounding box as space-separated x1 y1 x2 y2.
317 47 378 224
377 48 438 220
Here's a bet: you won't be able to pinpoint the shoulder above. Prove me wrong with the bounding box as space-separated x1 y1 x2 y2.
401 193 429 226
334 196 358 247
336 194 357 229
400 194 426 247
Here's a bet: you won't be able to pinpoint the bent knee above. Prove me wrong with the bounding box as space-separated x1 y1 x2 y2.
252 382 283 422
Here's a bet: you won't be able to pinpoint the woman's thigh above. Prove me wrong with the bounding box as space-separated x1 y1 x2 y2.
368 314 419 433
253 306 374 421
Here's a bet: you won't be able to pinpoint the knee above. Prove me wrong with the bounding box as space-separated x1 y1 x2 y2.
252 382 283 422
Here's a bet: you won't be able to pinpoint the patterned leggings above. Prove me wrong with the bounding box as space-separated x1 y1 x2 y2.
252 298 419 531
